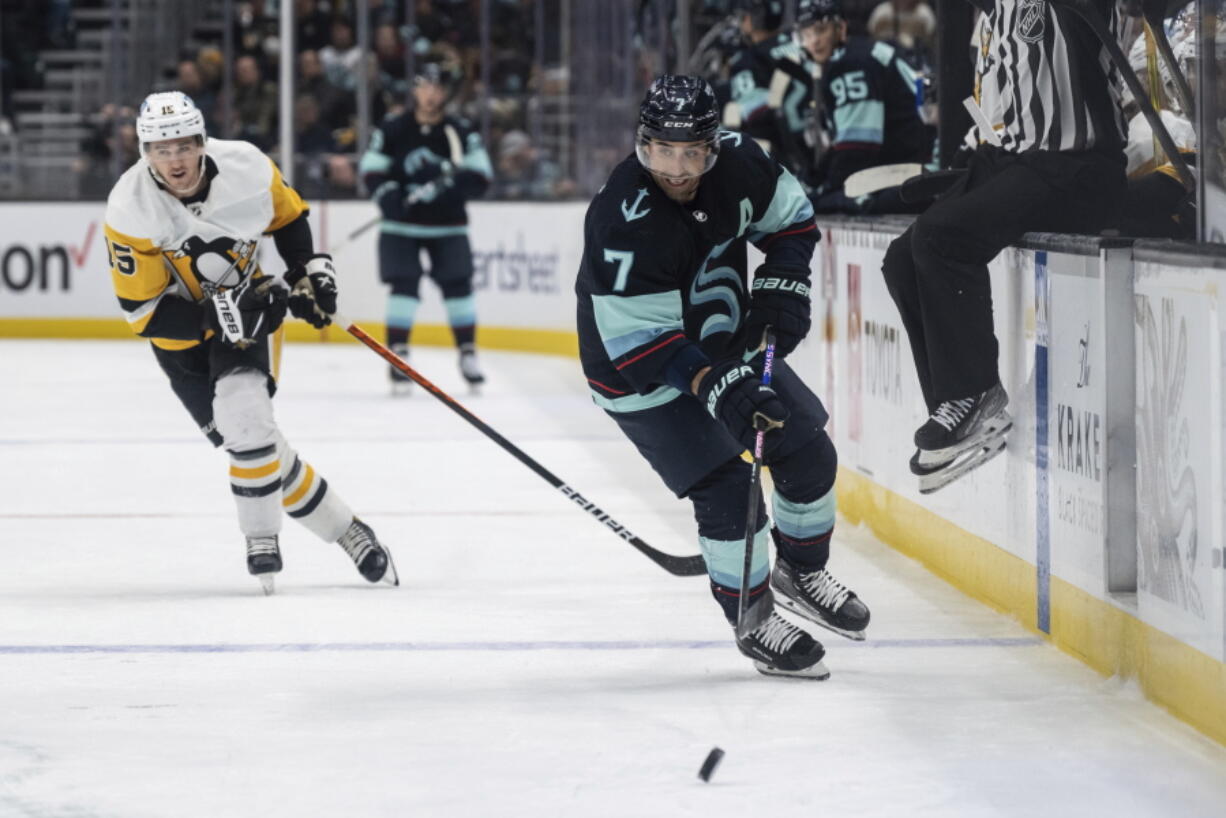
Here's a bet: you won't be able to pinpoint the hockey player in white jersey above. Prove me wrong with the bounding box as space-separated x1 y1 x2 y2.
104 92 398 594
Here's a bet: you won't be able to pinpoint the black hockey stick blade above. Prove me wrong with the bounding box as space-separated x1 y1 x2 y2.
337 313 708 577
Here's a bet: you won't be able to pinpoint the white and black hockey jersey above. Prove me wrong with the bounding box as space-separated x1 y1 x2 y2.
104 138 309 350
977 0 1127 154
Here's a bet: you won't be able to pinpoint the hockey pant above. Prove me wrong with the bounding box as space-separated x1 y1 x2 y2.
378 231 477 348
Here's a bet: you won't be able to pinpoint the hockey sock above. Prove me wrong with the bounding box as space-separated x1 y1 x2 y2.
214 368 282 538
387 294 420 347
443 295 477 347
689 456 770 623
278 437 354 543
228 444 282 537
768 431 836 570
771 489 834 570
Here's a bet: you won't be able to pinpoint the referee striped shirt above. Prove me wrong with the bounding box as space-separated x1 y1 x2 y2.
987 0 1127 154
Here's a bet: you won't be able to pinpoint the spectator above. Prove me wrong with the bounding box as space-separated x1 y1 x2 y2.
177 60 217 124
373 23 408 100
294 94 337 156
296 0 333 51
320 17 364 91
866 0 936 60
492 130 575 200
233 54 278 149
299 49 347 131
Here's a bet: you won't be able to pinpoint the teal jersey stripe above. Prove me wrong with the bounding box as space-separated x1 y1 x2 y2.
749 167 814 235
772 488 836 541
462 146 494 180
701 525 770 588
589 384 682 413
834 100 885 145
380 221 470 238
359 150 392 174
591 290 684 360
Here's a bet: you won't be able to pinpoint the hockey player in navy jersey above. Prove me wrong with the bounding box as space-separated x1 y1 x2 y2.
797 0 933 212
727 0 821 183
360 61 494 393
576 75 870 679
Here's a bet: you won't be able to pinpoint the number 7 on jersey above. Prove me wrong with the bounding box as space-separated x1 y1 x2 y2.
603 249 635 293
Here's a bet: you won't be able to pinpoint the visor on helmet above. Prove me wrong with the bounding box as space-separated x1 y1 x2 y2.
635 128 721 180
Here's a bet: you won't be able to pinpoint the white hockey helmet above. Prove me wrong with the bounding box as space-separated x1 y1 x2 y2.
136 91 206 152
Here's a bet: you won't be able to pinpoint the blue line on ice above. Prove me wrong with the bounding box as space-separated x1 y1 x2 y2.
0 637 1042 655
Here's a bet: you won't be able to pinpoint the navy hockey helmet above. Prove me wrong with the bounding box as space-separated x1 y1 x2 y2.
635 74 722 179
796 0 844 26
414 60 458 90
737 0 784 31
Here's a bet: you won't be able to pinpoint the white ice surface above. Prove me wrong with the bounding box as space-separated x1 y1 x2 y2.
1 339 1224 818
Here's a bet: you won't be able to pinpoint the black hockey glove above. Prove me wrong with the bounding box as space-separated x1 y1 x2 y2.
373 181 406 221
744 265 812 359
697 359 789 451
207 275 288 348
284 254 338 328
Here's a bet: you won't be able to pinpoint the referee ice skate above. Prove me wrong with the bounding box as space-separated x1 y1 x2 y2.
881 0 1128 493
576 75 870 679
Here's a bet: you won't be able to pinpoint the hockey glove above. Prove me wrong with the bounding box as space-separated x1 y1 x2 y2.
373 180 406 221
207 275 288 348
697 359 789 451
406 174 455 206
284 254 338 328
744 265 812 359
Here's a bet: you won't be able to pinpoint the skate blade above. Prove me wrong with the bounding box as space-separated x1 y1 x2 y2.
258 574 276 596
919 435 1008 494
776 596 867 641
754 658 831 680
918 412 1012 465
380 548 400 587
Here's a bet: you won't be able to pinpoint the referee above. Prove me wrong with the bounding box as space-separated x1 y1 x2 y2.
882 0 1128 491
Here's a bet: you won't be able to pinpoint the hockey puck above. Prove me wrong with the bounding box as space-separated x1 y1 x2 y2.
697 747 725 782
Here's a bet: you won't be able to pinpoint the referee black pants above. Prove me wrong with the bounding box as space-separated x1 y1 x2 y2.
882 145 1125 413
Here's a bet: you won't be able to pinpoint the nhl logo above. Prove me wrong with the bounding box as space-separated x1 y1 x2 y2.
1017 0 1045 43
693 210 708 222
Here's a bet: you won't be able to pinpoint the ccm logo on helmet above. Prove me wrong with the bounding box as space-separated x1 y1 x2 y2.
662 120 694 128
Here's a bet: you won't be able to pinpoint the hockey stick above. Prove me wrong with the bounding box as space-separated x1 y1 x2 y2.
1141 0 1193 116
330 215 381 255
844 163 923 198
332 310 708 577
735 331 780 640
1050 0 1194 188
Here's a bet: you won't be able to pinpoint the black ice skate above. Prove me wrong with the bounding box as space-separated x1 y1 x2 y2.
337 518 399 586
911 383 1011 494
771 555 870 641
736 611 830 679
246 534 282 596
389 343 413 396
458 343 485 390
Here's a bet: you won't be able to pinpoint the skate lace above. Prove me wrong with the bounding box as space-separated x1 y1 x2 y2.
751 615 804 653
800 569 851 612
932 398 975 431
338 522 375 562
247 536 278 557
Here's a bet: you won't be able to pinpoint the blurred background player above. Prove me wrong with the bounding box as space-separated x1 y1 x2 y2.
104 92 397 594
576 75 870 679
881 0 1128 492
359 61 494 394
726 0 822 184
797 0 934 213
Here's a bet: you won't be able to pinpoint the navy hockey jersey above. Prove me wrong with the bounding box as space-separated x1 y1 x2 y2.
576 133 817 413
359 112 493 237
